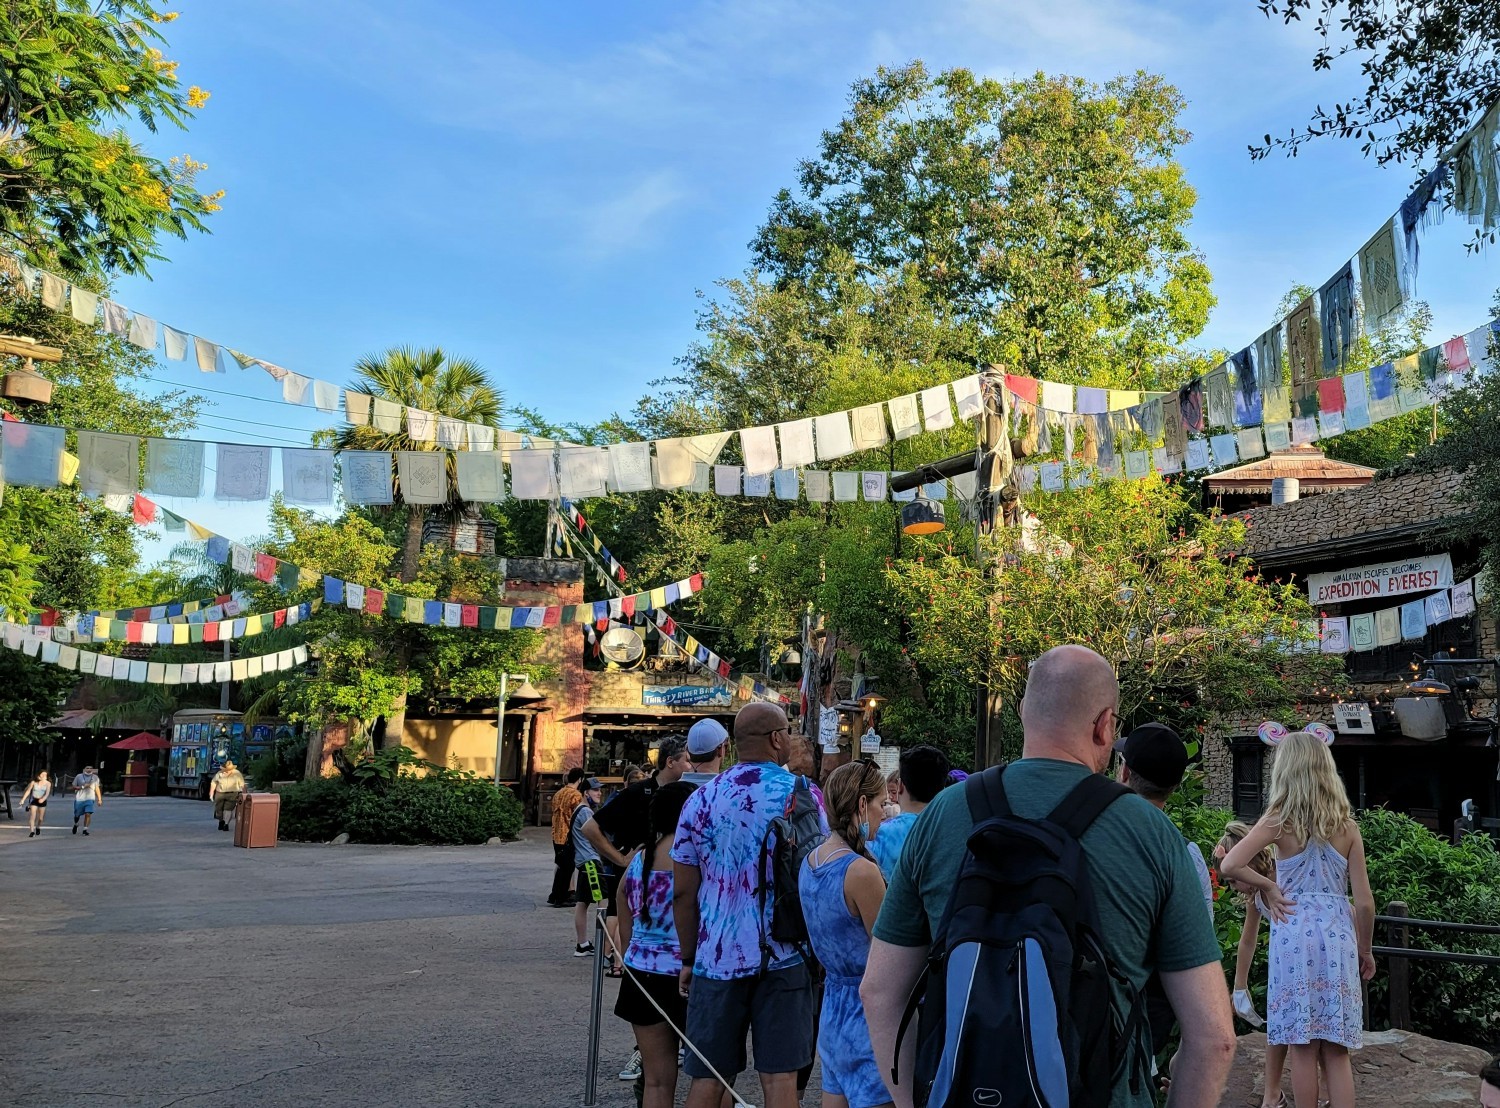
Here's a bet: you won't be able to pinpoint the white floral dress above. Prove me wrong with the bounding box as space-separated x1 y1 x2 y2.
1266 839 1363 1049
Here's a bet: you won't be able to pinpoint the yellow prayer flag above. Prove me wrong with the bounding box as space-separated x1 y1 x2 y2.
245 614 264 636
94 617 111 640
404 596 424 623
1108 390 1141 412
172 624 190 645
649 587 667 609
186 520 214 540
58 451 79 485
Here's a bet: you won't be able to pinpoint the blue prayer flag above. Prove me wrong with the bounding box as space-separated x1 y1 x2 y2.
423 600 442 624
206 536 229 564
324 577 345 605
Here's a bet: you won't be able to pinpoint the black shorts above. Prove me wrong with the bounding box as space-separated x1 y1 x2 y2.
27 799 47 809
682 962 815 1080
614 966 687 1029
575 862 619 906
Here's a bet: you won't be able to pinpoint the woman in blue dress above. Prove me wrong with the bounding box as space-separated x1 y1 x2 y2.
799 759 894 1108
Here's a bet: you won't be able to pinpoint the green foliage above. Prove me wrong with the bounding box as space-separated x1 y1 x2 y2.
1254 1 1500 192
0 649 75 744
247 750 278 791
277 767 524 845
0 1 220 275
752 63 1213 384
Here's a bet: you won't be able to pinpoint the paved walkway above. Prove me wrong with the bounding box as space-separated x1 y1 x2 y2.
0 797 646 1107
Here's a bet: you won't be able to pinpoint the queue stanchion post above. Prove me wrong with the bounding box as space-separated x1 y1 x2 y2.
583 905 606 1105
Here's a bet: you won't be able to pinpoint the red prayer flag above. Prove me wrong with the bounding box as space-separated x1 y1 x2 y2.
1317 377 1346 413
659 616 676 637
1443 336 1472 374
621 595 636 617
133 607 151 621
40 608 57 627
253 552 277 582
125 621 143 643
688 573 704 593
273 610 286 629
461 604 479 627
717 660 732 678
133 495 156 525
542 606 561 627
204 622 220 643
364 588 384 615
1006 375 1040 404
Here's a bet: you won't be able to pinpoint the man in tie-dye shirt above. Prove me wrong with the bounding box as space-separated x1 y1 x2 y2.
671 702 828 1108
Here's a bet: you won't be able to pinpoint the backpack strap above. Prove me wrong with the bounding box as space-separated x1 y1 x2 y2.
963 763 1009 823
1046 772 1131 841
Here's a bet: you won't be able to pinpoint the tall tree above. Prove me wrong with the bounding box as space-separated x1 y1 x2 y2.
336 346 503 582
1 0 221 275
751 63 1214 386
1253 0 1500 172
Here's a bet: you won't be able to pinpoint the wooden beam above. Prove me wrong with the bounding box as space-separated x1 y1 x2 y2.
0 335 65 363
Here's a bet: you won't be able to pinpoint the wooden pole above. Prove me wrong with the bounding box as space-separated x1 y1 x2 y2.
1386 900 1412 1030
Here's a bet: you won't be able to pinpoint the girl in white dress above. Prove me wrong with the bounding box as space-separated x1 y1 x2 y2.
1221 725 1376 1108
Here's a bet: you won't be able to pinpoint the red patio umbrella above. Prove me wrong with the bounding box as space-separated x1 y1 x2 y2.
108 732 172 750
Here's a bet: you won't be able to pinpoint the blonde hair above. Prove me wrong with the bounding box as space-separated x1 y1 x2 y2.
1217 820 1275 897
1265 731 1352 844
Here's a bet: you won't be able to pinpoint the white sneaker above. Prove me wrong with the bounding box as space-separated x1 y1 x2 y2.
618 1048 642 1081
573 942 595 957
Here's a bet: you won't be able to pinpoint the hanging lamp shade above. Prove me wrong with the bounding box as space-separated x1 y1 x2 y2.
901 496 946 535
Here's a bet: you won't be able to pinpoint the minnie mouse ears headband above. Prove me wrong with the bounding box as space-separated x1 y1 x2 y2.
1258 721 1335 747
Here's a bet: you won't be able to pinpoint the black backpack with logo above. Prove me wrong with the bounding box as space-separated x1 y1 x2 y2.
894 765 1149 1108
756 775 826 972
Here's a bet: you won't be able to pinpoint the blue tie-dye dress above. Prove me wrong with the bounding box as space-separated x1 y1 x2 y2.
799 849 894 1108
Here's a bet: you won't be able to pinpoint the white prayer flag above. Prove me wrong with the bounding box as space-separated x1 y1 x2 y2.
343 450 394 505
372 397 402 434
1040 380 1074 413
861 471 889 501
1290 416 1319 445
129 659 148 683
214 661 232 682
194 336 221 373
776 419 816 468
1038 461 1065 492
443 603 462 627
164 663 183 684
1342 371 1369 410
313 380 341 413
607 442 654 492
1124 450 1150 480
739 425 780 477
652 438 697 489
803 470 831 502
406 408 437 442
78 650 98 675
1184 439 1211 471
127 313 158 350
397 450 448 505
435 416 465 450
40 640 61 664
713 464 742 496
1264 422 1292 452
467 423 495 451
40 272 66 310
1452 578 1476 616
282 372 312 404
1236 427 1266 460
94 654 114 678
215 445 272 501
293 644 309 666
283 448 335 506
1318 410 1345 439
558 446 609 499
101 300 130 336
345 582 366 610
345 391 372 426
688 462 712 493
951 471 977 499
744 472 771 497
70 286 99 323
1209 433 1239 470
181 663 199 684
163 325 190 361
144 438 205 498
508 448 558 500
886 395 922 440
813 412 856 460
141 622 159 645
920 385 955 431
952 375 984 421
76 431 138 497
455 451 505 502
1 423 64 488
685 432 733 464
850 404 889 451
831 471 860 501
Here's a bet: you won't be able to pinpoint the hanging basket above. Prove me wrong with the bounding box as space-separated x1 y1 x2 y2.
2 365 54 405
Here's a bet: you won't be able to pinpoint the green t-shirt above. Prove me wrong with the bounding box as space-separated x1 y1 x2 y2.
873 759 1222 1108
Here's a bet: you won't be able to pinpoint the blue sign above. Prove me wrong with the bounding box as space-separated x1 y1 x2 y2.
642 685 733 709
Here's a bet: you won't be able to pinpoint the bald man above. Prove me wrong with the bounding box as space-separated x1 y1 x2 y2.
861 645 1235 1108
671 701 828 1108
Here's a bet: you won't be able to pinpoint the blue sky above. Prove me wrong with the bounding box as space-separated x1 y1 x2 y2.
116 0 1499 554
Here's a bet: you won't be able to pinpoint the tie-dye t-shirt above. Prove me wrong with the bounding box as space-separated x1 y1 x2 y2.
671 761 829 980
868 811 917 881
620 852 681 976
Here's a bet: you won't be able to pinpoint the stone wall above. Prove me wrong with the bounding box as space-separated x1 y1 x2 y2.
1237 468 1466 559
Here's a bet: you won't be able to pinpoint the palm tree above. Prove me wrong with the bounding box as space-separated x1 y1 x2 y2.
337 347 503 582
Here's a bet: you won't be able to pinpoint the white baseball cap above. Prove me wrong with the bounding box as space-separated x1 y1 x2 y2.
686 718 728 756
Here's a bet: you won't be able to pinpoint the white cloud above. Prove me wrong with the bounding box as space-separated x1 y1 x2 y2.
569 170 690 262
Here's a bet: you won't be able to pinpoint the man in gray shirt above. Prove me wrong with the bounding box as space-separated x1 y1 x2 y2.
72 766 102 836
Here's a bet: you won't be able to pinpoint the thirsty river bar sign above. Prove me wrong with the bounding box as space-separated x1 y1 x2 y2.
641 685 734 709
1306 553 1454 605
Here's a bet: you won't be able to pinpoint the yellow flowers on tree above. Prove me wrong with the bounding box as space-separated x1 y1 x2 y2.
0 0 219 275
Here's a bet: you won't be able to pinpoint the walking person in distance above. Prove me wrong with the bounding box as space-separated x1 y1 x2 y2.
22 770 52 837
71 765 102 836
208 760 245 831
548 767 587 908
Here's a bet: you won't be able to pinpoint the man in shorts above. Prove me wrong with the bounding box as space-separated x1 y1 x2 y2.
570 778 606 957
672 702 828 1108
72 765 102 836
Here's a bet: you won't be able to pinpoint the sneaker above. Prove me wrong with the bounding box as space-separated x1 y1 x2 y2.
219 820 228 831
618 1049 642 1081
72 823 78 835
573 942 595 957
83 829 90 836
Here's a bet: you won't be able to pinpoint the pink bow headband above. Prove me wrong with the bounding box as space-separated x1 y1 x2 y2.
1258 721 1335 747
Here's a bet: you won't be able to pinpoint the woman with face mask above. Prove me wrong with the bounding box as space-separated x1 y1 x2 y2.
797 758 894 1108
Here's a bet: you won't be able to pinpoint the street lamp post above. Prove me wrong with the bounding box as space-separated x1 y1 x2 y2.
494 672 534 785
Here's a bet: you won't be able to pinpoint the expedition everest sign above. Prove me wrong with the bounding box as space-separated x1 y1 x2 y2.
1306 553 1454 605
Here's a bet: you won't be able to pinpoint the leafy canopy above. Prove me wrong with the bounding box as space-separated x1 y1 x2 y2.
0 0 220 275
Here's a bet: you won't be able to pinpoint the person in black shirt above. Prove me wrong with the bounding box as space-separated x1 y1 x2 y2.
584 736 691 865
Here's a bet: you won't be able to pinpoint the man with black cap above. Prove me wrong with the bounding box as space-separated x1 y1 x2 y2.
1115 722 1217 1058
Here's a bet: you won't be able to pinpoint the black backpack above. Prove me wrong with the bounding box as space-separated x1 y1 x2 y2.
756 775 826 972
894 765 1150 1108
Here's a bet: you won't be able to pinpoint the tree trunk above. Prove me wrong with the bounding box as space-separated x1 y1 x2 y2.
400 506 427 583
381 688 408 752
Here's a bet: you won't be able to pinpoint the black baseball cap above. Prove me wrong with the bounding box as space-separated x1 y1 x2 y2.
1113 723 1188 789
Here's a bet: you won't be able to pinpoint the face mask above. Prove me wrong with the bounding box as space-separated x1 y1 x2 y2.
859 821 870 839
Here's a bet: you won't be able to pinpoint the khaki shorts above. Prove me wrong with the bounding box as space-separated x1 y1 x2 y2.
214 793 241 820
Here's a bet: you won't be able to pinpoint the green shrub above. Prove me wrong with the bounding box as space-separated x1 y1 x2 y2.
275 767 524 846
248 751 279 791
276 776 354 842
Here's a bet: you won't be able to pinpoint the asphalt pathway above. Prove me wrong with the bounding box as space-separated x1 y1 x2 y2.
0 796 660 1107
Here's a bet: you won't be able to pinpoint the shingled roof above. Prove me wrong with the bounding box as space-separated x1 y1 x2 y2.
1203 446 1376 495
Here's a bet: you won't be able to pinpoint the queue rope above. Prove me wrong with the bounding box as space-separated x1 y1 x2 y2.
591 901 751 1107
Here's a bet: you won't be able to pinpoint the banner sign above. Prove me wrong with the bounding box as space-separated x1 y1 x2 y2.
1307 553 1453 604
642 685 734 709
